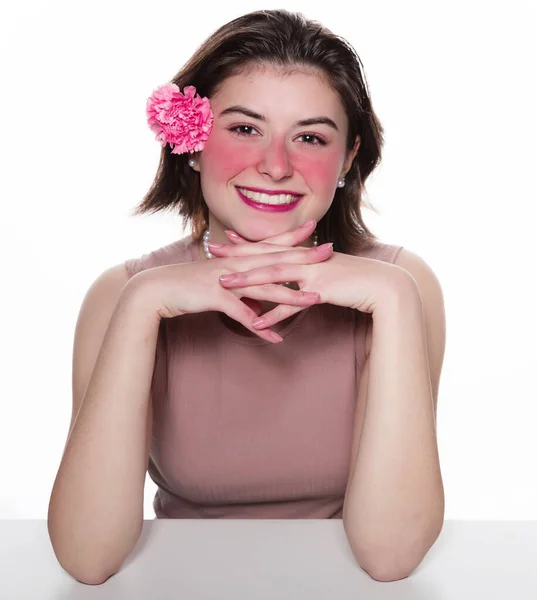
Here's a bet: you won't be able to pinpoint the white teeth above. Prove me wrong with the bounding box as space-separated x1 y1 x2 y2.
238 187 299 205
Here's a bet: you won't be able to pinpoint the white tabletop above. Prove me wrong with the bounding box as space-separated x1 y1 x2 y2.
1 519 537 599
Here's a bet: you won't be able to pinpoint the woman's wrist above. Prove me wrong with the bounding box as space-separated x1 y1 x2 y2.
118 274 166 324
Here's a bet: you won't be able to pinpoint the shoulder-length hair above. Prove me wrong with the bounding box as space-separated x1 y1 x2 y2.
132 9 384 254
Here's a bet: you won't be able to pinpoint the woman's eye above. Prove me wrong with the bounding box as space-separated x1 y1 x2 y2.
230 125 259 136
297 134 326 146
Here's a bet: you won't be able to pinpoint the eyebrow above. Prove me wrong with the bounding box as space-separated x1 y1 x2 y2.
219 105 339 131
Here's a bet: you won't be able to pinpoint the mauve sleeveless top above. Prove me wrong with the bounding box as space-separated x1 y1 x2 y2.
124 234 403 519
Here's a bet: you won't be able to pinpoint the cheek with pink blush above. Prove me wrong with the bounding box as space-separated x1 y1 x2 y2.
291 151 343 197
201 132 263 182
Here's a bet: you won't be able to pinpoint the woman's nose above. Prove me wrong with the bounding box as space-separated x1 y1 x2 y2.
256 138 293 180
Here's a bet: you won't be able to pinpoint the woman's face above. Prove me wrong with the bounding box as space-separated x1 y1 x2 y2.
194 65 360 244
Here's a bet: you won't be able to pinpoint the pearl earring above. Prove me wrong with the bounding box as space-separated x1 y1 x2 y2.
337 178 345 188
188 158 196 167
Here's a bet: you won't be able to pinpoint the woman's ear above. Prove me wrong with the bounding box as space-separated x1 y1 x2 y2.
343 136 361 176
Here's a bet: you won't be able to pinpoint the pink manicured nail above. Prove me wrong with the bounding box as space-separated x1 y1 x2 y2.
270 331 283 343
252 317 266 327
316 242 333 251
225 230 240 239
219 274 236 283
207 242 223 249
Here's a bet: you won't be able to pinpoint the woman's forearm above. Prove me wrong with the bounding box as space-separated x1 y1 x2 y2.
48 285 161 584
343 290 444 581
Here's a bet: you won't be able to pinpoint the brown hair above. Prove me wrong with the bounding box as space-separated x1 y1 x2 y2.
132 9 384 254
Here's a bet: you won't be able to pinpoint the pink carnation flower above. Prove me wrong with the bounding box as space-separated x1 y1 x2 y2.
146 84 214 154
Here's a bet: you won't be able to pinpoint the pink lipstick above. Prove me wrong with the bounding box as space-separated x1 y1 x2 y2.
236 187 303 213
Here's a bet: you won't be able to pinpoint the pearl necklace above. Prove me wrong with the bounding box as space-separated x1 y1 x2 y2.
202 229 318 259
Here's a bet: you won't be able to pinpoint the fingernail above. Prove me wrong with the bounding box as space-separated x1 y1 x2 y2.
219 274 236 283
225 230 240 238
207 242 223 248
303 291 320 298
252 317 266 327
270 331 283 343
316 242 333 251
301 219 316 228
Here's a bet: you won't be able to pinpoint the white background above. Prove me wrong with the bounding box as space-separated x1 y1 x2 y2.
1 0 535 520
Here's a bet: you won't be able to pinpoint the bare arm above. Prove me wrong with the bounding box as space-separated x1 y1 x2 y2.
47 266 161 585
343 259 445 581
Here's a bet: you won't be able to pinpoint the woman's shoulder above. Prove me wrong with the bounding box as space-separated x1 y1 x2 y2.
351 238 404 264
124 233 197 279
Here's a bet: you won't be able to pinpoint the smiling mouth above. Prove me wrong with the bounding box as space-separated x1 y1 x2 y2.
236 186 302 206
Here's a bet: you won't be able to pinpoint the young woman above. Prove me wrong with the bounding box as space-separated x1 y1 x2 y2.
48 9 445 585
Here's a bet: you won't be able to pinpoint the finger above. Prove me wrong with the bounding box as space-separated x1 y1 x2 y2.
231 284 320 306
219 244 333 287
260 219 317 247
252 303 306 329
225 220 317 247
220 264 305 288
221 297 283 343
224 230 249 244
208 241 291 257
214 242 332 264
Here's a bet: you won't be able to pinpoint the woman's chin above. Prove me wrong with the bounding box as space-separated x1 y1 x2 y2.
230 223 298 242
